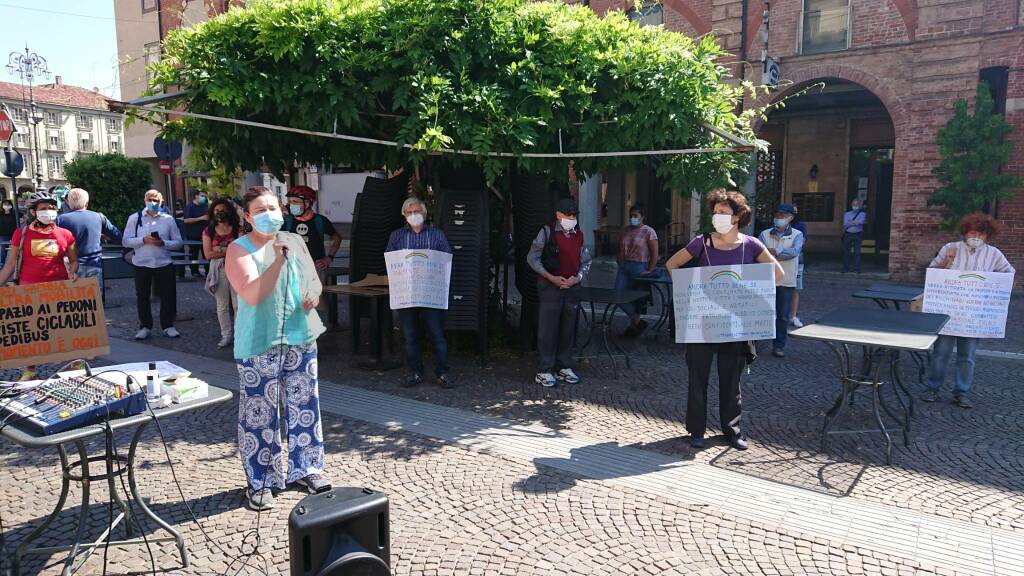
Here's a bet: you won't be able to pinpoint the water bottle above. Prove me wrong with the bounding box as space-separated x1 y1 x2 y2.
146 361 161 399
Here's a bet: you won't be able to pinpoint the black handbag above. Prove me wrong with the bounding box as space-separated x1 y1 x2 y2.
541 225 560 275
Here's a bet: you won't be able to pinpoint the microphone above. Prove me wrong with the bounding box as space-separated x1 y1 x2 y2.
277 232 289 259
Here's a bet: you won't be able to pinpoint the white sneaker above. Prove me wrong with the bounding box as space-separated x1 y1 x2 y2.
163 327 181 338
556 368 580 384
535 373 557 388
790 317 804 328
217 336 233 348
135 328 151 340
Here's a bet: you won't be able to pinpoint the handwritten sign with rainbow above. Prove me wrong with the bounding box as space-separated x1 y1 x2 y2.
923 268 1014 338
671 263 777 343
384 249 453 310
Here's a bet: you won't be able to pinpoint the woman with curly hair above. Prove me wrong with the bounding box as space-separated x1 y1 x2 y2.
923 212 1015 408
665 190 784 451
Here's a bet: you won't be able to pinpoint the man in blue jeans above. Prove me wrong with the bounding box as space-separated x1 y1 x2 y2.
386 197 454 389
759 204 804 358
842 199 866 273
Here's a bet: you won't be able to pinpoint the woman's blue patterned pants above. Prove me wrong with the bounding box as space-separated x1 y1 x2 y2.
236 342 325 490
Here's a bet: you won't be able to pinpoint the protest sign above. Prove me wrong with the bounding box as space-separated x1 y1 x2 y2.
923 269 1014 338
0 278 109 369
672 263 776 344
385 249 453 310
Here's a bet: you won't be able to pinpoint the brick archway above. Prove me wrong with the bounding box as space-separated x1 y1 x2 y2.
750 64 911 276
750 65 908 135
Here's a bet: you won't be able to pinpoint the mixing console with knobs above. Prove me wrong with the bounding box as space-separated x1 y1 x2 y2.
0 373 147 435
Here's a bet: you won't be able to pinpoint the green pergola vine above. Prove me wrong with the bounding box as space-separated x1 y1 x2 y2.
148 0 766 195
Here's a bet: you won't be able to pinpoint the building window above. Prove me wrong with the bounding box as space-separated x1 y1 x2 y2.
105 117 122 133
980 67 1009 116
14 133 28 147
144 42 161 86
142 0 157 12
45 110 60 126
627 3 664 27
13 107 28 122
109 137 121 153
47 130 63 150
79 132 94 153
77 114 93 130
48 155 63 176
801 0 849 54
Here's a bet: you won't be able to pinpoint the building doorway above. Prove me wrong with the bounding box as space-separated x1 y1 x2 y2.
757 79 896 264
848 147 894 264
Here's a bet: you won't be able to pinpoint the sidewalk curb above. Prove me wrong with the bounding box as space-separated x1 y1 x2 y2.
976 349 1024 361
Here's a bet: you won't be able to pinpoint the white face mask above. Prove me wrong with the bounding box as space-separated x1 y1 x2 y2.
36 210 57 224
560 218 577 231
712 214 735 234
966 237 985 249
406 213 425 227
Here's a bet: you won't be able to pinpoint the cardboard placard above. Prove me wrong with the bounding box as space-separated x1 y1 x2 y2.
922 268 1014 339
384 249 452 310
671 263 777 343
0 278 109 368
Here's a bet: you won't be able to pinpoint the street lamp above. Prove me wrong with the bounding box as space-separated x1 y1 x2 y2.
7 45 51 193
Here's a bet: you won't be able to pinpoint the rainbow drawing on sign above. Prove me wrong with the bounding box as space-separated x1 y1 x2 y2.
405 252 429 259
958 273 987 281
709 270 742 283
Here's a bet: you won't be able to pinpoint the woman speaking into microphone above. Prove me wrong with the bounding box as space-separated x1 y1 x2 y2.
225 186 330 511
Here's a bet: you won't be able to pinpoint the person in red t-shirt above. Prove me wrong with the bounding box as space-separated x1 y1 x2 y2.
0 190 79 380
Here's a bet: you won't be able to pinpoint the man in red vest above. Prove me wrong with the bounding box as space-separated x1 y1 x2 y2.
527 197 592 388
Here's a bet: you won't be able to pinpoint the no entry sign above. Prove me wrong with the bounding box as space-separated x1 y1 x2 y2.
0 109 15 143
159 160 172 174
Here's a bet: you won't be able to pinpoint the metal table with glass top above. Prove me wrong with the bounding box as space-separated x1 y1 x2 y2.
790 306 948 464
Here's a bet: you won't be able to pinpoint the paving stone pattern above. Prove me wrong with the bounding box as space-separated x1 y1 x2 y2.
0 268 1021 574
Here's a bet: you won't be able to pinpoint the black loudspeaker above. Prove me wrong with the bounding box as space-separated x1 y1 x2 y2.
289 487 391 576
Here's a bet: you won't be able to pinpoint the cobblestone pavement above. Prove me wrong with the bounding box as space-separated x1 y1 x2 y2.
1 266 1021 574
0 405 968 576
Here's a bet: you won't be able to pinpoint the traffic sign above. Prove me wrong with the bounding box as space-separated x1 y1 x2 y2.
159 160 172 174
763 57 781 89
0 108 15 143
1 149 24 177
153 137 183 162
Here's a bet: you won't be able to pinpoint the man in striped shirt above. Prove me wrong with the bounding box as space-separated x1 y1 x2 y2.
386 197 454 389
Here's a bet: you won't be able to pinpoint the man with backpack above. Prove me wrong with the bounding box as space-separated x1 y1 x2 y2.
283 185 342 271
123 189 183 340
527 197 591 388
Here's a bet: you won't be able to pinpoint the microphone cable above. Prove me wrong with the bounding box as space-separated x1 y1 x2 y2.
226 233 293 576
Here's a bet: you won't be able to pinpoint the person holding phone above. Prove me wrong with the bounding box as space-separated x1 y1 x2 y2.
123 189 183 340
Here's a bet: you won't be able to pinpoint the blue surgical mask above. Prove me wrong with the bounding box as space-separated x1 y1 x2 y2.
629 217 641 227
146 201 160 213
774 217 789 229
252 210 284 234
289 203 305 217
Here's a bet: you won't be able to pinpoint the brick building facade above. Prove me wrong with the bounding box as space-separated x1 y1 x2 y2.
589 0 1024 283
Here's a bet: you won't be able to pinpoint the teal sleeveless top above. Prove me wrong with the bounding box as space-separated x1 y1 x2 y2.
233 233 325 359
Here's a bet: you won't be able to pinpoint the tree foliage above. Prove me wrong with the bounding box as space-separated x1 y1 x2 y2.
149 0 763 196
929 83 1021 230
63 153 152 230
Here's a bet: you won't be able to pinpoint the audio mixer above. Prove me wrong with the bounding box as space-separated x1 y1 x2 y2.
0 373 147 435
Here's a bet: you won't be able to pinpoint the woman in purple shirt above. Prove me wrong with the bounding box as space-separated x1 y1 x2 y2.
665 190 784 451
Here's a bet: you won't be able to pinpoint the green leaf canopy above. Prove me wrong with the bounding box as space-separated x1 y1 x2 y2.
150 0 758 193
